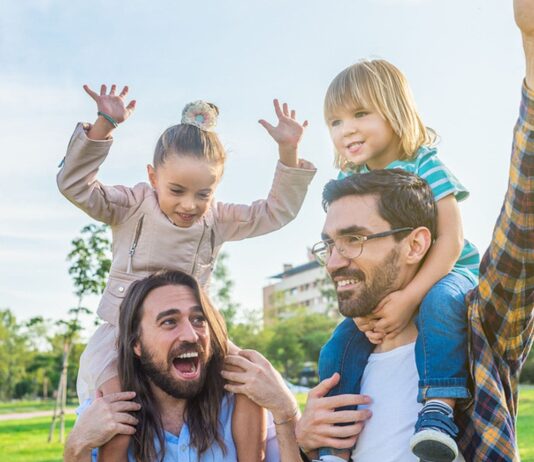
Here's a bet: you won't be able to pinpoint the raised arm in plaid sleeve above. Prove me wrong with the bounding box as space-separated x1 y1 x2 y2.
473 81 534 369
457 3 534 459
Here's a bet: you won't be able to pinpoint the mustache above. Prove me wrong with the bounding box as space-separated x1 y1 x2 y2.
330 268 366 282
167 342 206 362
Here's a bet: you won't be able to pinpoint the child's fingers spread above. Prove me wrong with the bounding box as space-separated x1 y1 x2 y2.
258 119 274 133
100 84 107 95
126 100 137 111
120 86 129 98
273 99 283 118
282 102 289 117
110 84 116 95
291 109 296 119
303 120 309 128
83 84 99 100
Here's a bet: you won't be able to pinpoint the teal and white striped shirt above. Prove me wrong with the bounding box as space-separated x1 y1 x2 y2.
338 146 479 282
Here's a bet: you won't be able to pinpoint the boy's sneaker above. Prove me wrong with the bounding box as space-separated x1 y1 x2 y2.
317 452 351 462
317 447 351 462
410 401 459 462
317 457 348 462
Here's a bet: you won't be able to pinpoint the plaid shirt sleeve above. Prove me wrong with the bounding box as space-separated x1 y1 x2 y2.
459 82 534 461
474 81 534 365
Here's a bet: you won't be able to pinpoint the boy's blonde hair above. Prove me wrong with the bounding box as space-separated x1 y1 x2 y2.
324 59 437 171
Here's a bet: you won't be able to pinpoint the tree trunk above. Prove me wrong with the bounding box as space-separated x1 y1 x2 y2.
48 339 71 443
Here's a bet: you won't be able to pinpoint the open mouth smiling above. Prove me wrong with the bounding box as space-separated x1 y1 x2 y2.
346 141 364 153
172 351 201 379
176 212 196 222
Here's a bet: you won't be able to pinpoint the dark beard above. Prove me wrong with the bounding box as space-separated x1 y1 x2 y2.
336 247 400 318
139 343 208 400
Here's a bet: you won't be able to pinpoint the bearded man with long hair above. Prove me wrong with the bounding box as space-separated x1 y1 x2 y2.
115 270 229 461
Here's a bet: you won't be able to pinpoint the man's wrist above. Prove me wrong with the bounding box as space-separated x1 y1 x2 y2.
523 36 534 91
272 406 299 425
64 431 92 461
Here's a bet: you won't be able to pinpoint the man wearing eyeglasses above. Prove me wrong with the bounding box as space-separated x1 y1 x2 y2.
308 171 468 462
295 2 534 460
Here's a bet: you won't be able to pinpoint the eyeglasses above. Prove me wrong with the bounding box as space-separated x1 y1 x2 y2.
311 227 414 265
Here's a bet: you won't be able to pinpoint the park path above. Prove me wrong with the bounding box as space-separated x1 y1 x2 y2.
0 408 76 421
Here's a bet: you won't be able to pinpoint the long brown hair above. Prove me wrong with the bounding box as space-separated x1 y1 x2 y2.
117 270 229 462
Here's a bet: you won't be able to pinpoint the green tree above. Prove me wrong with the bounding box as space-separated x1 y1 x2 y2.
210 252 240 332
49 224 111 443
0 309 29 399
22 316 54 398
520 348 534 383
263 305 337 380
299 312 338 364
265 315 306 379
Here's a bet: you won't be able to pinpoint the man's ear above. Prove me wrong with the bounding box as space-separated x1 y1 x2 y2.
147 164 157 189
133 340 141 358
405 226 432 264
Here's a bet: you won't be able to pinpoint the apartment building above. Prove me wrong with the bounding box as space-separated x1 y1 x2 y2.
263 256 336 325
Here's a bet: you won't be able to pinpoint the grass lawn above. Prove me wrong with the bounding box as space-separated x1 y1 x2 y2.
0 389 532 461
0 415 76 462
0 400 76 415
518 387 534 461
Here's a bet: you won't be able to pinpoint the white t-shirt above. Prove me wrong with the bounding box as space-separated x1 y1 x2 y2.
351 342 464 462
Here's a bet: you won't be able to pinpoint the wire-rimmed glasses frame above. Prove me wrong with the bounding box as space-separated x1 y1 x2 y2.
311 227 414 265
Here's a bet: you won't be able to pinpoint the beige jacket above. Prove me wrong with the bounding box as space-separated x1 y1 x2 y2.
57 123 316 325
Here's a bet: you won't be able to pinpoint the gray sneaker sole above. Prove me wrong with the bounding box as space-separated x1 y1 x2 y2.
410 429 458 462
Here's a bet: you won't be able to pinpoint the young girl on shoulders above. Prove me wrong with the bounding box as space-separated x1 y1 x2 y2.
57 84 316 461
315 59 479 462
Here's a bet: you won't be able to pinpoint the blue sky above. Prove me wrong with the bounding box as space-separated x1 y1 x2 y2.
0 0 525 334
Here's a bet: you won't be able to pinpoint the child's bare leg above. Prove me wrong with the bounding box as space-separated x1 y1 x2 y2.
232 393 267 462
97 376 130 462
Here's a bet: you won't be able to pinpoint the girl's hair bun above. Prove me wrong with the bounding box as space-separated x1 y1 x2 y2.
181 101 219 132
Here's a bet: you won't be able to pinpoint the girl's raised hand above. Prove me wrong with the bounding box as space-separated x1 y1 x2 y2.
83 84 136 125
259 99 308 149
